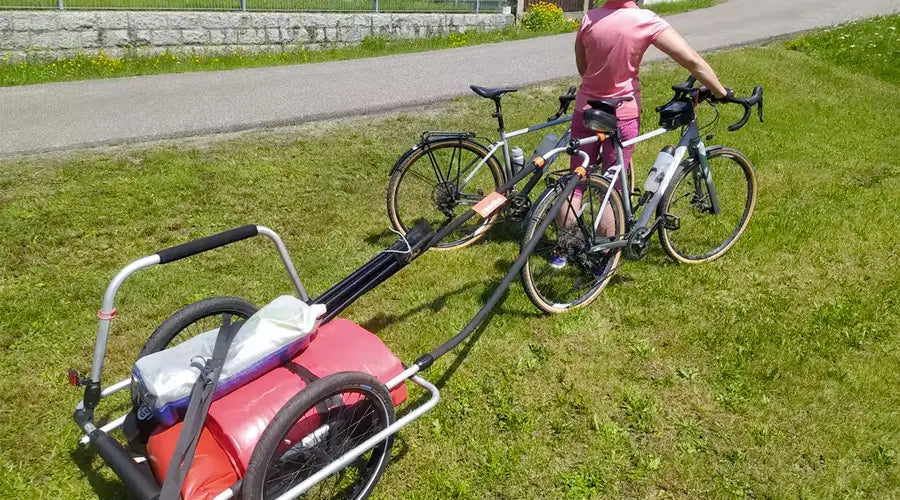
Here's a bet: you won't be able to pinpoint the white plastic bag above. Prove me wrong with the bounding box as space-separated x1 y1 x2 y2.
132 295 326 426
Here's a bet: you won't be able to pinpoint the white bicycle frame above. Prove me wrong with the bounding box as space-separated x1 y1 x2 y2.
460 115 571 189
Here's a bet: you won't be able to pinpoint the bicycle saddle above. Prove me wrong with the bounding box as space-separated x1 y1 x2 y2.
470 85 518 99
587 97 634 114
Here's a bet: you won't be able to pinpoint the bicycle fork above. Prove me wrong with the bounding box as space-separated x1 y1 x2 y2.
694 142 721 215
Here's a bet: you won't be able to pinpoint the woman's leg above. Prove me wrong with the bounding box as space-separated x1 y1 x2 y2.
556 109 601 229
596 118 640 236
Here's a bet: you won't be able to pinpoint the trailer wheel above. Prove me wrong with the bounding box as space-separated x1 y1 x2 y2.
127 296 259 446
138 296 258 358
243 372 395 500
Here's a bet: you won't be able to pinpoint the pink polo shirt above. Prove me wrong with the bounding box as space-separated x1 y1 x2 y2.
575 0 670 120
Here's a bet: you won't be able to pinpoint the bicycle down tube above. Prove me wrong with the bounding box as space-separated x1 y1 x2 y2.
585 122 698 244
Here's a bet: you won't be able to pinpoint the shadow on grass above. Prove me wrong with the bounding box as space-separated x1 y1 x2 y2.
363 214 527 252
70 446 129 500
481 219 525 246
387 434 411 465
364 227 401 249
361 281 480 334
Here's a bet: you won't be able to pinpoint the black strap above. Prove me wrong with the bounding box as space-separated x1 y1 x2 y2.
283 362 342 416
283 361 319 384
159 316 243 500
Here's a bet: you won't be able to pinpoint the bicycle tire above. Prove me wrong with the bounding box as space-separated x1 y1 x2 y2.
138 296 258 359
243 372 395 500
387 137 504 250
658 146 757 264
521 175 626 314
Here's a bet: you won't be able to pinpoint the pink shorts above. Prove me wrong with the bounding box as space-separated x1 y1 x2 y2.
570 109 640 196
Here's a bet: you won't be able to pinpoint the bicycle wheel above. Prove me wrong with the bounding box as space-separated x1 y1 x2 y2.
137 296 258 358
243 372 395 500
658 146 757 264
521 175 626 314
387 137 504 250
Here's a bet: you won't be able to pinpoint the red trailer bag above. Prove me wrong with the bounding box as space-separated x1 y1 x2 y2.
146 318 407 499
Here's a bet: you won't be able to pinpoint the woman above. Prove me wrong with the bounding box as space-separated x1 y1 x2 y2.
551 0 730 269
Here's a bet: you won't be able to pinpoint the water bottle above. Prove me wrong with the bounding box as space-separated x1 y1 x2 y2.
510 147 525 174
529 133 559 165
643 145 676 194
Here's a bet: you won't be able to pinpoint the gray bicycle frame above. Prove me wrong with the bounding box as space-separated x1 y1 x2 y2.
460 115 572 189
587 119 719 250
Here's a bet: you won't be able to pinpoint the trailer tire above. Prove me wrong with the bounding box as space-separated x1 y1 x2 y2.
243 372 395 500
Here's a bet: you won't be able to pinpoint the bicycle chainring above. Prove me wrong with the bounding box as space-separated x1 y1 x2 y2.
502 192 532 221
623 227 651 261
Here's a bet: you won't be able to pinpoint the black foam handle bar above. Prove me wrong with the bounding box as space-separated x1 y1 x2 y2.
90 429 161 500
156 225 258 264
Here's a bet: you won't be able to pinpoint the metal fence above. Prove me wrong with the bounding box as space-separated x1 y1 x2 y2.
2 0 507 12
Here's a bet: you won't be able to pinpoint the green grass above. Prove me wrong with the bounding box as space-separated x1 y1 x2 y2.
0 26 571 87
2 18 900 499
645 0 723 16
786 14 900 84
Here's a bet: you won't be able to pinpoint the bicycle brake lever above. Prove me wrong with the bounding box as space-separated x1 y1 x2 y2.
549 86 578 121
756 86 764 123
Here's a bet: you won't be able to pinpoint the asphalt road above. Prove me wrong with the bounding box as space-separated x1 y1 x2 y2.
0 0 896 156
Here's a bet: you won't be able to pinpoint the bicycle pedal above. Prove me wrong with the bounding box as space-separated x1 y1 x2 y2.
662 213 680 230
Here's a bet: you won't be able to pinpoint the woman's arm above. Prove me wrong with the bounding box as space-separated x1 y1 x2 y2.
575 37 587 77
652 27 727 98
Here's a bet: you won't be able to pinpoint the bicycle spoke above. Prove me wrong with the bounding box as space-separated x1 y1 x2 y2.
446 142 459 185
403 166 440 189
264 388 386 500
389 139 502 249
522 175 624 313
424 146 447 184
660 150 755 262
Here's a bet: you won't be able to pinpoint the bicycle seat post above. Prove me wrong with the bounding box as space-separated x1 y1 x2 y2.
491 97 505 134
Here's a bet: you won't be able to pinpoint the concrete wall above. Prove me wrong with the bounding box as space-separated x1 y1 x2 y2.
0 11 514 59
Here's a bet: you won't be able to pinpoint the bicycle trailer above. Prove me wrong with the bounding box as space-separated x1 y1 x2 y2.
71 139 602 499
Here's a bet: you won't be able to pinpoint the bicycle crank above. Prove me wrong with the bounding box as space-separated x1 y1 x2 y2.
623 227 652 261
502 192 531 221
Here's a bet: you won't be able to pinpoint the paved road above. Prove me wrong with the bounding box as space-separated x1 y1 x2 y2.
0 0 896 156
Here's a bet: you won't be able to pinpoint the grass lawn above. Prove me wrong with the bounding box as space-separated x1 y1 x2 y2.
1 16 899 499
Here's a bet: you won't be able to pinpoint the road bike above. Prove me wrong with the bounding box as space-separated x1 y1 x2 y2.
387 85 575 249
521 76 764 313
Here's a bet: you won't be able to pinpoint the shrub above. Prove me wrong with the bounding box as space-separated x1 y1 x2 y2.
521 1 579 33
